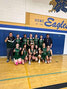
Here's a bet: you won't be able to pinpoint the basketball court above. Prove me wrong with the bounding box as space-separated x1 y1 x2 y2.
0 55 67 89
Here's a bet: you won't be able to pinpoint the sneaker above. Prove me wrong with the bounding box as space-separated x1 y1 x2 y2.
45 60 47 63
49 60 52 63
29 61 31 65
38 59 40 63
6 59 9 62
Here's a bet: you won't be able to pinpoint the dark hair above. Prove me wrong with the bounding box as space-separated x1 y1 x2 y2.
35 34 37 36
46 34 49 36
24 34 26 36
9 32 12 34
16 34 19 36
30 33 32 35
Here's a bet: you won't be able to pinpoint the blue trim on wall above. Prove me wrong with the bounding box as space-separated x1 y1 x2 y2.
0 24 65 56
0 24 67 33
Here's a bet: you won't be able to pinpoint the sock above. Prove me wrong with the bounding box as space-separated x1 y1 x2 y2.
15 62 18 65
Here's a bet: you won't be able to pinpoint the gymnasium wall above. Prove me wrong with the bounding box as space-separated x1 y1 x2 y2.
0 0 67 56
0 0 67 23
0 0 26 23
26 0 67 19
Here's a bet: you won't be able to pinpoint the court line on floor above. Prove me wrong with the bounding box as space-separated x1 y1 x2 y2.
24 64 31 89
0 71 67 82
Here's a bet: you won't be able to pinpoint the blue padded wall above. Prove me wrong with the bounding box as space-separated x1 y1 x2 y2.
52 34 65 54
0 28 65 56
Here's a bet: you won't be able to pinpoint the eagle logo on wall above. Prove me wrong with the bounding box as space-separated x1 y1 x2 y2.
49 0 67 13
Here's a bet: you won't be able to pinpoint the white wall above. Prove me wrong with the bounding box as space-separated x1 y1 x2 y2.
0 0 26 23
26 0 67 19
0 0 67 24
63 35 67 54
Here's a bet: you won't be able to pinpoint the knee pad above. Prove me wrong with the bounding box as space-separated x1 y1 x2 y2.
19 61 22 64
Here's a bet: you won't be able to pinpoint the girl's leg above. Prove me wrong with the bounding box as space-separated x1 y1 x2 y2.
32 55 35 61
29 55 31 61
38 55 41 63
46 56 49 64
18 58 22 64
35 57 38 62
14 59 18 65
28 55 31 64
42 59 45 63
22 59 24 65
25 56 28 63
42 55 45 63
49 56 52 63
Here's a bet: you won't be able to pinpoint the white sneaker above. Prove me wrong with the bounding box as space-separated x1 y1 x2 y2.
38 59 40 63
29 61 31 65
49 60 51 63
45 60 47 63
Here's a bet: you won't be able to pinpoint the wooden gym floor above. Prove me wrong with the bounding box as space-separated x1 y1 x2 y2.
0 55 67 89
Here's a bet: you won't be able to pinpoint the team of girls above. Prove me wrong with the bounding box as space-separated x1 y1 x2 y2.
13 34 52 65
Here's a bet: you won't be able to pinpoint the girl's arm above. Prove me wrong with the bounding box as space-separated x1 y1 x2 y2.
13 49 15 52
50 49 52 56
21 50 23 55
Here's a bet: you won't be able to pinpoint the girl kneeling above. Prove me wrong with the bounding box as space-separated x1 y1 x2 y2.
46 46 52 64
13 44 21 65
21 44 28 64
